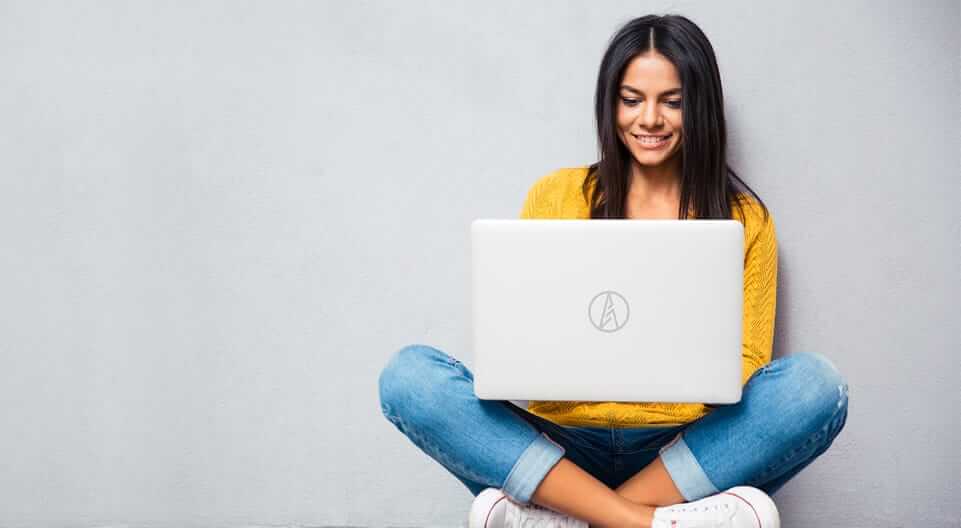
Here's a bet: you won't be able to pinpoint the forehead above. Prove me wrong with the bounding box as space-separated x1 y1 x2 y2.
619 52 681 93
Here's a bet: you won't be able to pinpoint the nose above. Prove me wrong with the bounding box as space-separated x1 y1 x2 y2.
640 100 662 129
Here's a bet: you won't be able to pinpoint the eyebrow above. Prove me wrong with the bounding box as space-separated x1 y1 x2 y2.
620 85 682 96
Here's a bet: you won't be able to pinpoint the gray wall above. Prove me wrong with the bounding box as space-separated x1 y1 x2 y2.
0 1 957 526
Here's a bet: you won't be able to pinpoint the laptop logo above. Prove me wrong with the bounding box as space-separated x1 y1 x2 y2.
588 290 630 332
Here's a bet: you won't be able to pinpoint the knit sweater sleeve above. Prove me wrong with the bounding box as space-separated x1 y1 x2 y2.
520 182 539 219
739 204 779 385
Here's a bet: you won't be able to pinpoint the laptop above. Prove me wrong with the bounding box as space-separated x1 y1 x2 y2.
471 219 744 404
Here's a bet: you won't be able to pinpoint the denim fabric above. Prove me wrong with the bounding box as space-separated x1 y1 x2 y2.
378 344 848 505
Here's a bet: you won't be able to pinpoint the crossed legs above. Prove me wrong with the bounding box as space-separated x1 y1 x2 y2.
531 455 684 527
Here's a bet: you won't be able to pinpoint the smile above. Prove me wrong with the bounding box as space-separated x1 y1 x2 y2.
632 133 672 149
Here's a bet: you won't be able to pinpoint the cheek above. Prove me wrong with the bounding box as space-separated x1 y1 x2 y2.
670 114 683 133
666 117 682 140
617 100 643 118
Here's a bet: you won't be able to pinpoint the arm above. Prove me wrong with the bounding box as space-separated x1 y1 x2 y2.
520 181 542 219
740 209 778 384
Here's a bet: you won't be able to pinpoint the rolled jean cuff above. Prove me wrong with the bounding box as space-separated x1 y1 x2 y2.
658 432 719 501
501 432 566 505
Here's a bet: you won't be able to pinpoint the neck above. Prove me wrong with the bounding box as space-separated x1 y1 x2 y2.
627 157 682 205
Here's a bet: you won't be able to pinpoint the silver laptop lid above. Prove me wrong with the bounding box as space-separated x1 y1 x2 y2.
471 219 744 404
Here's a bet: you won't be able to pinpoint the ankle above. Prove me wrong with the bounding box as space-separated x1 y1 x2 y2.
620 501 656 528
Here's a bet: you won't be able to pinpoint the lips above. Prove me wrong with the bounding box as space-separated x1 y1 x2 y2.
632 132 672 148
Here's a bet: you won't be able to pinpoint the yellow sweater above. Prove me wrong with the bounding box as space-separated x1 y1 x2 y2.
519 167 778 428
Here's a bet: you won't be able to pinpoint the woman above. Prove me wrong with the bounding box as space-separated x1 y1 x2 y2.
378 14 848 528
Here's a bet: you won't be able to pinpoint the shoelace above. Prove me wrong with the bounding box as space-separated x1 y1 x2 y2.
653 498 736 527
503 500 586 528
498 495 737 528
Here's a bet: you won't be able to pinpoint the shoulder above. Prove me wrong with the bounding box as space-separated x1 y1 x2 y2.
521 166 593 219
527 166 591 194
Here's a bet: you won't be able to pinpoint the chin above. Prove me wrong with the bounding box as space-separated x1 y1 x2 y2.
633 153 670 166
638 148 680 167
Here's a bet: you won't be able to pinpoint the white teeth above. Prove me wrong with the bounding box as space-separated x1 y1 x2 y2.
634 134 670 144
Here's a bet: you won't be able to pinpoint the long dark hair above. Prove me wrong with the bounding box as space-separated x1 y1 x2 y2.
583 14 769 222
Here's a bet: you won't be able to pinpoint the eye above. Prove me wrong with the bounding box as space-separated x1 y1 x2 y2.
621 97 681 109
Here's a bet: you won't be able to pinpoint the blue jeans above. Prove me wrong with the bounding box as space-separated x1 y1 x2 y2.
378 344 848 506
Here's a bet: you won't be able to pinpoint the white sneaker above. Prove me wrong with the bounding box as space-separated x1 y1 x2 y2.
468 487 588 528
651 486 780 528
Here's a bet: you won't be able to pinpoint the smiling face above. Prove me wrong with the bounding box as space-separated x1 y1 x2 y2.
616 51 684 170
